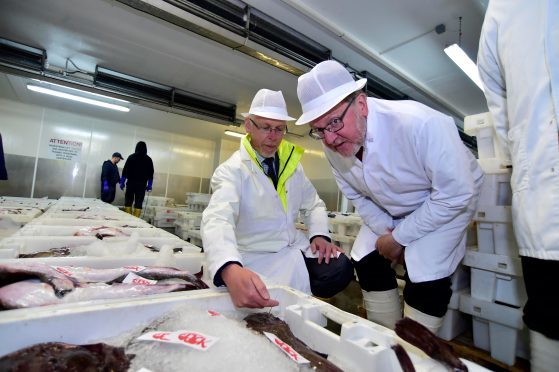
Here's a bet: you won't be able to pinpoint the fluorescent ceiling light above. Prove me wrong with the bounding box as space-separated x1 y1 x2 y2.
444 43 484 90
27 84 130 112
224 130 245 138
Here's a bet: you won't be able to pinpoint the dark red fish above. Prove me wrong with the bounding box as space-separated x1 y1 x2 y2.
0 342 132 372
244 312 342 372
395 317 468 372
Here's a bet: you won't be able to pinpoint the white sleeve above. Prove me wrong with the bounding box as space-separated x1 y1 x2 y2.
477 15 512 165
392 117 478 246
297 165 331 239
200 163 243 282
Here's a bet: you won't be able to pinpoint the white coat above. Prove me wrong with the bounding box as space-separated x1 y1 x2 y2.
325 98 484 282
201 138 331 293
477 0 559 260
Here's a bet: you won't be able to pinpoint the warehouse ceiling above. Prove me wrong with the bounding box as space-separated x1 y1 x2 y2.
0 0 489 143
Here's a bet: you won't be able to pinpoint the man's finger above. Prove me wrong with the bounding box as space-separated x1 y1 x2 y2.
251 275 271 300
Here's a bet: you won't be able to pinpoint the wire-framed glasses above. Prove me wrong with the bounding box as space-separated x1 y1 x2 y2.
249 118 288 135
309 95 356 140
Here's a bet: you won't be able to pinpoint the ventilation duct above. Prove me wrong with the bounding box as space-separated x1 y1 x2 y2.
0 38 46 72
95 66 173 105
116 0 331 74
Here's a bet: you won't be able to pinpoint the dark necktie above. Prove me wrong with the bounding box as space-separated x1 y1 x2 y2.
263 157 278 188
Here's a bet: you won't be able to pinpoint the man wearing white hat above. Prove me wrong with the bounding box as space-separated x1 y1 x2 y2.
202 88 354 308
296 61 484 334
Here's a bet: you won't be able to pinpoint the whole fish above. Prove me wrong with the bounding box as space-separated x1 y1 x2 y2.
395 318 468 372
19 247 71 258
0 263 74 296
0 342 131 372
136 267 209 289
73 226 129 239
244 312 343 372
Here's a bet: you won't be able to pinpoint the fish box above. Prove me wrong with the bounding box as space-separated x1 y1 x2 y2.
14 225 176 238
28 217 152 227
0 235 201 259
459 293 528 365
476 221 518 256
0 285 489 372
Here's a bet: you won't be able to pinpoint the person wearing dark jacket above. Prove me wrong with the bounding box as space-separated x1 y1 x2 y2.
100 152 124 203
120 141 154 217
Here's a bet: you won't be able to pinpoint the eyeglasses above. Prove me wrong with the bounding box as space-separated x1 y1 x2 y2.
309 95 356 140
250 118 288 135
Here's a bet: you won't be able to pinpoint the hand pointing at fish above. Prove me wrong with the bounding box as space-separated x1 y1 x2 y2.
221 264 279 309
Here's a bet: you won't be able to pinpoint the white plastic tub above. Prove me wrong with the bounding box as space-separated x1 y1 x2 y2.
15 225 175 238
0 286 489 371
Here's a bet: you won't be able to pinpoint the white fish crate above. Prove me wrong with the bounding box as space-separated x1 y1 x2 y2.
459 293 529 365
0 196 57 209
476 221 518 256
153 217 177 228
175 211 203 227
464 112 509 161
474 205 512 224
331 233 355 256
438 287 470 341
327 213 362 236
464 250 526 308
27 217 152 228
143 196 175 207
477 171 513 207
185 192 211 204
187 229 203 248
15 225 175 239
0 285 489 372
0 235 201 259
0 206 43 224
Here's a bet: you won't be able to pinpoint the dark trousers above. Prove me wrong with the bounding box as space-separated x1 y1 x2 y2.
101 186 116 203
125 185 146 209
303 253 354 298
521 256 559 340
353 250 452 317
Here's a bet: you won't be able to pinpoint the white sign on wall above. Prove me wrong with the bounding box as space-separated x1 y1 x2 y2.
47 138 83 161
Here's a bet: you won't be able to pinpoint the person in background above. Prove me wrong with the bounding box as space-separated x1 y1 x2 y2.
295 60 483 334
100 152 123 203
120 141 154 217
201 88 354 309
477 1 559 370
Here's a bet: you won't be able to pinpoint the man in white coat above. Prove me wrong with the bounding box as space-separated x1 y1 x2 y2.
477 1 559 369
295 61 484 334
202 88 354 309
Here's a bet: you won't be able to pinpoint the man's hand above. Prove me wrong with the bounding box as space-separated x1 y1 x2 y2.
221 265 279 309
310 236 344 264
376 231 404 265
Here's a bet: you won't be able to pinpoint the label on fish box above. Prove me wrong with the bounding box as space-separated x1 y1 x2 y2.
123 272 157 285
138 330 219 351
263 332 310 365
207 310 222 317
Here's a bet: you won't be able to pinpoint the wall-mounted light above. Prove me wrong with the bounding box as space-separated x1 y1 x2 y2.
224 130 245 138
444 43 483 90
27 83 130 112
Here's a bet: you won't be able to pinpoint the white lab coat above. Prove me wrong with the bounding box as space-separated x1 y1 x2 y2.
325 98 484 282
201 139 331 293
477 0 559 260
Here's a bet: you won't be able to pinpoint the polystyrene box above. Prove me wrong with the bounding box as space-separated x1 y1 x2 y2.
15 225 175 238
28 217 152 227
439 308 470 342
464 112 507 161
474 205 512 223
477 172 512 207
459 293 527 365
476 221 518 256
470 267 527 308
0 286 489 372
463 250 523 277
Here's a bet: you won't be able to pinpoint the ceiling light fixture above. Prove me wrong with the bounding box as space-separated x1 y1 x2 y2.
27 83 130 112
224 130 245 138
444 43 483 90
444 16 483 91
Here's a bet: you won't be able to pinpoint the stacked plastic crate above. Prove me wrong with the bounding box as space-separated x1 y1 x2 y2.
459 112 529 365
328 213 361 256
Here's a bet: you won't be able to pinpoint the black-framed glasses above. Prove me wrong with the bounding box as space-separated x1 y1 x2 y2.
309 95 356 140
249 118 288 135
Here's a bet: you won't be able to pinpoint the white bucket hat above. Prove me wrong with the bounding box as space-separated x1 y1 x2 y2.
296 60 366 125
241 89 295 121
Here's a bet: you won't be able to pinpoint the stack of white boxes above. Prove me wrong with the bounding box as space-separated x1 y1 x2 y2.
459 112 529 365
328 213 361 256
